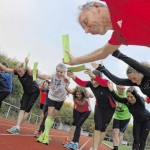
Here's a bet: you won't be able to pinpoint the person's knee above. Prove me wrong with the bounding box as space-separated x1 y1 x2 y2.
20 105 26 111
25 108 31 113
95 125 100 131
113 129 120 137
48 108 58 117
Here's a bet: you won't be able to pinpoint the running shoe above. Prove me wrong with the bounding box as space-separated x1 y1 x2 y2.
34 131 42 138
64 141 74 149
37 132 45 143
42 135 50 145
71 142 79 150
7 126 20 135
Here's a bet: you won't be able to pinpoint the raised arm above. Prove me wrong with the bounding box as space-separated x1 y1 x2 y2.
65 86 75 94
64 43 120 65
96 64 135 86
67 71 89 87
24 57 33 76
0 63 14 73
84 68 108 86
112 50 150 77
107 82 127 104
86 91 94 98
37 72 51 80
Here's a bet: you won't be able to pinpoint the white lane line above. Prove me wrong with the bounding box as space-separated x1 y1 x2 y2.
0 123 37 130
79 138 91 150
102 142 113 149
0 122 68 135
0 133 34 136
0 133 67 138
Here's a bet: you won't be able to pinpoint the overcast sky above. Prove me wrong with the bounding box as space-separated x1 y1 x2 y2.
0 0 150 112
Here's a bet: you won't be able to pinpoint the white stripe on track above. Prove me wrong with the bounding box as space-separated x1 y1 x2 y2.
0 122 68 135
79 138 91 150
0 133 34 136
0 133 67 138
102 142 113 149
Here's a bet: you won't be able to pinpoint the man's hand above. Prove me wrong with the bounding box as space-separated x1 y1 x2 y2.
63 51 76 65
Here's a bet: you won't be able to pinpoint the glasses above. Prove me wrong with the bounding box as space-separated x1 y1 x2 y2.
118 87 125 90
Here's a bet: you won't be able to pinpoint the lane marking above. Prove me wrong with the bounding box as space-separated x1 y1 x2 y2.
102 142 113 149
0 123 68 135
0 133 67 138
79 138 91 150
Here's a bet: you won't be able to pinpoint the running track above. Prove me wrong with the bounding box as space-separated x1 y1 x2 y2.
0 117 112 150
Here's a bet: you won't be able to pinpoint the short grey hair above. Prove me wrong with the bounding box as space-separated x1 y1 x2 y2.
78 1 106 12
56 63 66 72
77 1 106 23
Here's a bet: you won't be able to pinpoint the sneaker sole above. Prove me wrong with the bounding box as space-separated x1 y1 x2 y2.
42 138 51 145
36 139 44 143
7 129 20 135
42 142 49 145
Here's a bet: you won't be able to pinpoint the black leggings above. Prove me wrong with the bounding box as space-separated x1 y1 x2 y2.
0 91 10 108
38 103 48 132
94 106 114 131
20 91 39 112
72 109 91 143
132 119 150 150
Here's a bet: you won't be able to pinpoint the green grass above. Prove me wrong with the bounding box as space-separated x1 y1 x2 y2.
103 140 132 150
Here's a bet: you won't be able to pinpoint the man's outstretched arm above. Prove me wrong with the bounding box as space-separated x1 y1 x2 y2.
64 43 120 65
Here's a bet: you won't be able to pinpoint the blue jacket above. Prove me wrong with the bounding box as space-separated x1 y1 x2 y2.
0 72 13 92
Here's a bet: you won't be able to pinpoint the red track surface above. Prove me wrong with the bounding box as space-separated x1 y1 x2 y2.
0 117 112 150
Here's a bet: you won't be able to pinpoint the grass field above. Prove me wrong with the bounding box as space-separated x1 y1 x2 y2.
104 141 132 150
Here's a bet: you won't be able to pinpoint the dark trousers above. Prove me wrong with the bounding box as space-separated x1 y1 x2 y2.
72 109 90 143
38 103 48 132
132 119 150 150
0 91 10 108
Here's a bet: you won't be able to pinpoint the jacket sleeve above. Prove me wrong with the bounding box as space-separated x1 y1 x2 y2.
74 76 90 87
97 65 135 86
95 75 108 87
110 91 127 104
112 50 150 77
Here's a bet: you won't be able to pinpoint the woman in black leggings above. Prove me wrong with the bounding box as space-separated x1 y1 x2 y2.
0 59 40 134
108 83 150 150
64 86 92 150
68 69 115 150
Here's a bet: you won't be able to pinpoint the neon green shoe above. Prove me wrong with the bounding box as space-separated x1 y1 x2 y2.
37 132 45 143
42 135 51 145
